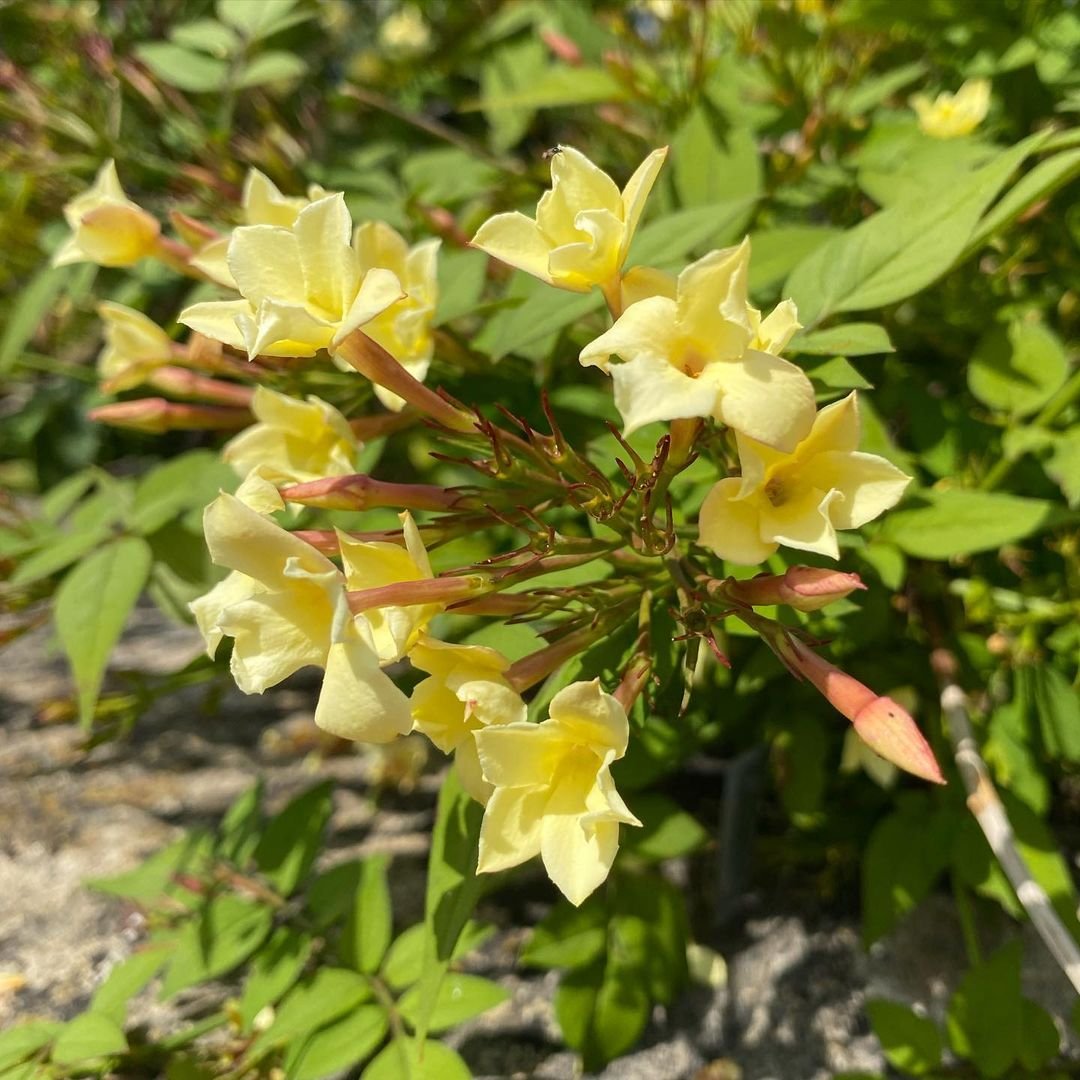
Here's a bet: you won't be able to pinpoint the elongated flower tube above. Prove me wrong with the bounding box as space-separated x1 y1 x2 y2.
96 302 174 391
190 493 412 743
191 168 324 287
474 679 641 906
410 637 527 803
698 392 911 564
88 398 250 434
54 160 160 268
912 79 991 139
179 193 404 359
471 145 667 301
579 241 815 448
222 386 359 485
720 566 867 611
779 635 945 784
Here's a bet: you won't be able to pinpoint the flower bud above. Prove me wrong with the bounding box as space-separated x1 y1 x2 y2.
147 366 254 407
781 636 945 784
280 474 466 513
724 566 867 611
88 398 250 434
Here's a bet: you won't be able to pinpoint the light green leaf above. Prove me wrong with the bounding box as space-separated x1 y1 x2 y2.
251 968 373 1053
50 1013 127 1066
91 948 171 1024
435 248 488 325
216 0 306 39
0 264 72 374
340 855 393 975
831 60 927 117
882 490 1071 559
237 927 312 1030
789 323 894 357
0 1022 61 1072
521 895 607 970
398 973 509 1034
946 940 1022 1077
217 778 264 866
88 832 213 901
169 18 240 57
135 42 229 93
380 921 493 992
747 226 840 296
1046 428 1080 508
464 65 625 111
967 319 1068 417
802 356 873 395
360 1038 471 1080
235 51 307 89
10 523 113 586
620 793 709 860
55 536 153 724
866 999 942 1075
253 781 334 897
129 450 236 536
628 198 757 267
480 37 547 152
1033 663 1080 762
285 1005 389 1080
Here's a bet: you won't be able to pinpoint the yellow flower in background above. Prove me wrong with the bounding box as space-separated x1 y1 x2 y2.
96 302 173 391
350 222 441 412
474 679 641 906
223 386 359 485
409 637 527 803
697 391 911 565
471 145 667 297
53 160 160 268
579 240 816 450
338 511 439 663
912 79 991 139
179 193 404 358
191 493 412 743
379 4 432 54
191 169 324 287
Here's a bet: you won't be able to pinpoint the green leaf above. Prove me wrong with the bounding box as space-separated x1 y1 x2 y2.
628 198 757 267
10 522 113 586
620 792 709 860
160 895 273 998
464 65 624 111
401 148 500 205
251 968 373 1053
414 768 485 1042
789 323 894 357
946 940 1023 1077
1018 998 1061 1070
306 860 365 928
473 278 601 361
360 1038 471 1080
521 895 607 970
253 781 335 896
831 60 927 117
169 18 240 57
340 855 393 975
1033 663 1080 762
218 779 264 866
0 264 73 374
967 320 1068 417
862 801 953 945
88 832 213 901
802 356 873 395
235 51 307 89
479 37 547 152
237 927 312 1030
216 0 306 39
50 1013 127 1066
866 999 942 1075
54 536 153 724
285 1005 389 1080
435 248 488 325
135 42 229 92
1046 428 1080 508
771 713 828 824
398 973 509 1034
785 133 1050 326
129 450 236 536
0 1022 61 1071
747 226 840 297
91 947 171 1024
379 920 492 992
882 490 1071 559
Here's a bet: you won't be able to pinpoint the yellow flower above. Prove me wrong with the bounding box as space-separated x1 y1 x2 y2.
697 391 911 564
911 79 991 139
409 637 526 803
579 240 816 450
471 145 667 296
179 193 404 358
190 493 412 743
474 679 641 906
379 5 432 54
223 386 359 485
53 160 160 268
96 302 173 391
338 513 439 663
350 222 440 412
191 169 323 287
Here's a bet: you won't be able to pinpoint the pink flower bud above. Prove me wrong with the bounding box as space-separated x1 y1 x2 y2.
146 366 254 407
280 474 465 512
541 27 583 65
782 636 945 784
725 566 866 611
88 398 250 434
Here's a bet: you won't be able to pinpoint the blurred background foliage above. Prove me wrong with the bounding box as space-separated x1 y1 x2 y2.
1 0 1079 1075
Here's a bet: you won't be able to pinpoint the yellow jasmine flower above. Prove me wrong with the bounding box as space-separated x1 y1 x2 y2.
409 637 527 803
379 5 432 54
350 222 441 412
579 240 816 450
178 193 404 359
338 513 439 663
96 302 173 391
697 391 911 565
222 386 359 485
191 169 323 287
53 160 160 268
911 79 991 139
190 493 412 743
471 145 667 298
474 679 641 906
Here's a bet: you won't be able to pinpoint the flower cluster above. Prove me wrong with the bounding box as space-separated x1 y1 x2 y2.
67 146 942 905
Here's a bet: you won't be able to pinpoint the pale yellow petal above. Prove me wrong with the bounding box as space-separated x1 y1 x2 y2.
732 431 788 498
227 224 303 308
541 146 622 235
477 786 545 873
697 477 776 565
675 242 753 360
548 679 629 758
189 237 235 288
294 193 358 316
457 679 527 729
579 295 678 373
754 298 801 355
619 265 676 309
547 207 623 290
795 391 861 460
178 299 251 352
475 723 569 788
455 737 493 805
189 570 258 658
619 147 668 256
237 298 331 358
243 168 308 227
409 637 508 680
611 352 722 435
711 349 816 453
540 809 617 906
354 220 410 276
332 267 405 347
758 486 843 559
800 450 911 529
74 203 160 267
411 675 467 753
471 211 553 284
233 466 287 512
400 511 433 579
314 638 413 743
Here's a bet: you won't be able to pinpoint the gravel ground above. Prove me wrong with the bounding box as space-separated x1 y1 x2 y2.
1 607 1075 1078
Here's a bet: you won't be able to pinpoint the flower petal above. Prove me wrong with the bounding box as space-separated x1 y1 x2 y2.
227 224 303 308
333 267 405 347
579 295 677 373
697 477 776 565
610 353 721 435
189 570 258 658
675 242 753 361
475 723 569 788
477 786 545 873
619 147 668 256
471 211 553 284
314 638 413 743
758 486 843 559
712 349 816 452
795 391 861 459
800 450 911 529
178 299 251 352
294 193 358 317
548 679 629 759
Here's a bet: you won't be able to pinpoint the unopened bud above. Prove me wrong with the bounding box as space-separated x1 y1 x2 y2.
541 27 583 65
147 366 254 407
279 474 466 513
169 210 220 249
88 398 251 434
723 566 866 612
781 636 944 784
346 574 489 615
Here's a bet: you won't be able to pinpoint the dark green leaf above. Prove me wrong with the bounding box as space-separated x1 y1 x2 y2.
620 793 709 860
521 895 607 970
340 855 393 975
253 781 335 897
866 999 942 1075
945 940 1022 1077
1018 998 1060 1070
